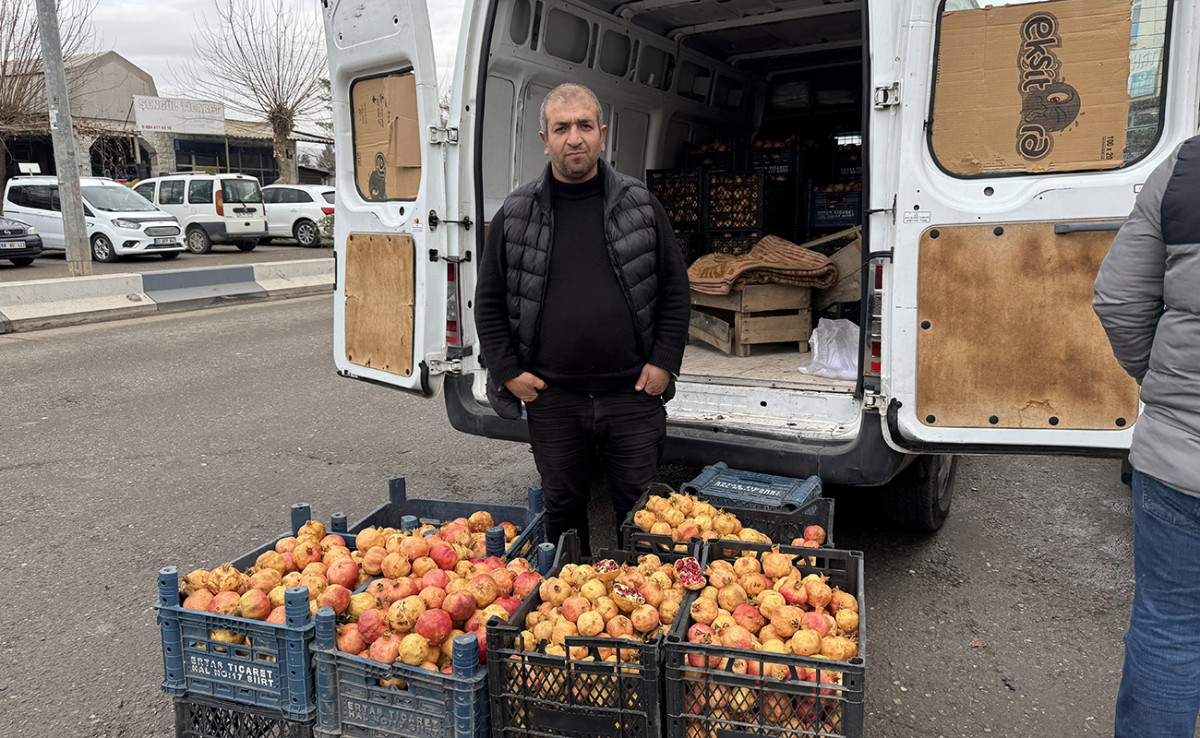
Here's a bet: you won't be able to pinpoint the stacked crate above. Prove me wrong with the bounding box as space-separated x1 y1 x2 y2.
750 142 803 243
646 169 702 266
703 170 764 257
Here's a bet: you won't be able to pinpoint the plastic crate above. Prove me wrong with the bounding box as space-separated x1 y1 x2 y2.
684 141 743 171
158 568 317 721
704 232 761 257
619 483 835 555
808 185 862 231
488 532 689 738
762 176 803 243
349 476 547 564
750 145 799 178
673 231 698 266
646 169 701 231
703 171 764 231
312 609 490 738
664 542 866 738
174 694 314 738
681 462 822 512
832 144 863 182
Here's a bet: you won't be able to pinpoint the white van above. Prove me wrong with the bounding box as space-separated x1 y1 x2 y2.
133 173 267 254
2 176 185 262
321 0 1199 529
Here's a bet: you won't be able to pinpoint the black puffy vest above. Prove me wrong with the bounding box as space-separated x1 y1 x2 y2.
500 159 660 364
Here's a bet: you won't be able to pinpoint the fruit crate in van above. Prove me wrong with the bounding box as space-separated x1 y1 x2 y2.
174 693 314 738
704 231 761 257
619 483 835 556
750 144 800 178
646 168 701 231
703 170 764 231
487 531 697 738
682 461 823 512
664 542 866 738
808 184 862 231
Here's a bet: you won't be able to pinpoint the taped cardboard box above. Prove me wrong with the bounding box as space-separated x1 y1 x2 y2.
931 0 1132 176
352 73 422 201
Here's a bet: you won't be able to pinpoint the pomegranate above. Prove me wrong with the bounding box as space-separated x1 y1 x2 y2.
208 591 242 617
828 589 858 614
347 592 377 620
379 552 412 579
418 586 447 611
579 578 607 603
836 609 859 634
275 537 297 555
658 599 681 624
732 556 761 577
464 610 487 634
689 597 719 626
577 611 605 637
636 581 664 609
720 625 754 650
761 548 794 580
416 608 454 646
183 589 214 611
759 625 781 644
777 577 809 607
732 604 766 634
800 610 836 639
616 569 645 590
237 589 270 620
361 546 388 576
385 596 426 634
411 556 438 578
357 608 386 643
369 632 401 664
206 563 242 594
593 559 621 582
441 523 472 547
298 573 327 600
255 551 287 577
180 569 210 597
710 611 736 635
338 624 367 654
355 528 386 553
487 568 514 597
494 595 522 618
512 572 542 600
630 604 661 633
266 606 287 625
464 510 494 533
442 590 478 623
561 596 591 623
687 623 715 643
791 629 821 656
704 566 736 589
482 556 505 572
770 605 804 638
611 583 646 613
605 615 633 638
468 574 499 608
717 584 748 612
302 562 328 578
317 585 352 614
803 525 826 545
418 568 449 590
757 590 785 620
593 597 619 622
804 579 833 610
398 535 430 560
739 572 771 598
292 538 323 571
538 577 570 606
325 558 360 590
428 542 459 571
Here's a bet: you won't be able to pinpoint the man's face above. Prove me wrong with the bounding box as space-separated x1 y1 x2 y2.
540 96 607 183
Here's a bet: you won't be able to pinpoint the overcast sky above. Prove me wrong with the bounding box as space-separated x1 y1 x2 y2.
90 0 467 113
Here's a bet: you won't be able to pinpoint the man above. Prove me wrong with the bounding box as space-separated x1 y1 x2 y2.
1094 134 1200 738
475 83 690 555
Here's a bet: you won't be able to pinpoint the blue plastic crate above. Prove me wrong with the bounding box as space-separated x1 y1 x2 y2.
174 693 314 738
681 462 823 512
349 477 547 564
158 568 317 722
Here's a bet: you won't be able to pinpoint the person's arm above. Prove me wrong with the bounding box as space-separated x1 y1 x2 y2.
1093 151 1176 383
474 209 524 386
645 195 691 377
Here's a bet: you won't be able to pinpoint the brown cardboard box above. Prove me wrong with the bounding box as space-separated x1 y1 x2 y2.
352 73 422 200
931 0 1132 176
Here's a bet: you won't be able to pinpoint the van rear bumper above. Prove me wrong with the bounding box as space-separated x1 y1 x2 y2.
197 221 269 242
443 373 908 487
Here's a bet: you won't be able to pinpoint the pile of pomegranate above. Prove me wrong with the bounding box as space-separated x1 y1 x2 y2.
631 492 774 548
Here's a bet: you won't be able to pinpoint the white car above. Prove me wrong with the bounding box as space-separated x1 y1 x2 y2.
261 184 334 248
133 173 267 254
2 176 184 262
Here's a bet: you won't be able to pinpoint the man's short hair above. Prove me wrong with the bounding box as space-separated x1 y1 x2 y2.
540 83 604 133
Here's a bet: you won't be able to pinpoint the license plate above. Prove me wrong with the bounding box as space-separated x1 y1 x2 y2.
154 237 176 245
0 241 23 249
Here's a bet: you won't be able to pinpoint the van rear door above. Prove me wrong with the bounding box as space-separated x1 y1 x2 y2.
219 177 265 236
877 0 1198 452
322 0 451 395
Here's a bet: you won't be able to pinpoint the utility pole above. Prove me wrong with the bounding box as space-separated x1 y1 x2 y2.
35 0 91 277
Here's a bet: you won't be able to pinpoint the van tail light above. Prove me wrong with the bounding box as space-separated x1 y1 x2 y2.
321 206 334 215
863 258 887 379
215 189 224 217
445 264 461 347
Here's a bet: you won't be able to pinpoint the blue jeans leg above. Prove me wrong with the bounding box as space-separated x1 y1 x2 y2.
1114 470 1200 738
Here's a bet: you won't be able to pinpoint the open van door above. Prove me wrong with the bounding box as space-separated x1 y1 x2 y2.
874 0 1199 453
322 1 452 395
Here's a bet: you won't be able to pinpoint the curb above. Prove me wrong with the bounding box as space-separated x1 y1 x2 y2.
0 258 333 334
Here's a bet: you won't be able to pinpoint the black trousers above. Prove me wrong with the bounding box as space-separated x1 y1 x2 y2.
525 384 666 557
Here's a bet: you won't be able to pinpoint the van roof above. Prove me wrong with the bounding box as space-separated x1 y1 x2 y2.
143 172 260 180
6 176 123 188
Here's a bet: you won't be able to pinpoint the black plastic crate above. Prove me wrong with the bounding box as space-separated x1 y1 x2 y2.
619 483 835 555
175 694 314 738
832 144 863 182
684 141 743 171
704 232 761 258
664 542 866 738
681 462 822 512
646 169 701 231
750 144 800 178
674 231 698 266
703 171 764 231
762 176 803 243
487 532 695 738
808 184 862 232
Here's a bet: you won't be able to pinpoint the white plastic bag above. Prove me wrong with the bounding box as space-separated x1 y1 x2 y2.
798 318 860 380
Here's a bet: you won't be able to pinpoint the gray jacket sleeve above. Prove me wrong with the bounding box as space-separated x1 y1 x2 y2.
1093 152 1176 383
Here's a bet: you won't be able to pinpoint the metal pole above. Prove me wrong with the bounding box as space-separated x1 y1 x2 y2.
34 0 90 277
225 137 231 173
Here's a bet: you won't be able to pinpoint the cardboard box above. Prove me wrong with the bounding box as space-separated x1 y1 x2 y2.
352 73 422 200
931 0 1132 175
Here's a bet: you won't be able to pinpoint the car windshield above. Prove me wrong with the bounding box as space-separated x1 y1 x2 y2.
222 179 262 203
322 191 334 204
80 185 158 212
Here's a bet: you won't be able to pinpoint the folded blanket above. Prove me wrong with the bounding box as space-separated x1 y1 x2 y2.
688 234 840 295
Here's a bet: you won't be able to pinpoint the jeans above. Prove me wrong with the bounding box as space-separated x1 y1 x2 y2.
1114 470 1200 738
524 384 666 558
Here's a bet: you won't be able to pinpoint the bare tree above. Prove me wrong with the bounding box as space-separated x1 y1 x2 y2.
0 0 98 187
175 0 327 184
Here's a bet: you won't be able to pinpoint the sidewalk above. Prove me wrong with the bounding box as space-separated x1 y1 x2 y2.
0 256 333 333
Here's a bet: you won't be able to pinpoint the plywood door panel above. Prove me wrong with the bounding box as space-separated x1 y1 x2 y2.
916 223 1138 430
344 233 415 378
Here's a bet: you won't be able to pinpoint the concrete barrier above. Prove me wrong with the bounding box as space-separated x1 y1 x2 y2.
141 265 267 311
0 273 156 333
252 258 334 297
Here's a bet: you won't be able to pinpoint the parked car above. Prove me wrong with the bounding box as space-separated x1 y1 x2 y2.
132 173 267 254
261 184 334 247
2 176 184 262
0 215 42 266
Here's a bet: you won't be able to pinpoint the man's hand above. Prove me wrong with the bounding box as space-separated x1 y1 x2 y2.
635 364 671 396
504 372 547 403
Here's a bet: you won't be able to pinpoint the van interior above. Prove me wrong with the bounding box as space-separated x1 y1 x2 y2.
479 0 870 396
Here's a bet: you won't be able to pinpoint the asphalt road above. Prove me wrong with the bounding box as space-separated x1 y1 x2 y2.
0 240 331 283
0 296 1153 737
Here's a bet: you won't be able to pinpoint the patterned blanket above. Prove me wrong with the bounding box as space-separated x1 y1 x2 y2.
688 234 840 295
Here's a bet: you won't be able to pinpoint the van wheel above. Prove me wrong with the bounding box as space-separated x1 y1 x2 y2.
160 252 180 260
186 227 212 254
91 234 118 263
293 219 319 247
236 241 257 252
9 256 35 266
885 454 957 532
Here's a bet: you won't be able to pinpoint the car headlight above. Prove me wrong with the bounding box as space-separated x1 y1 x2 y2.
112 219 140 230
25 226 36 235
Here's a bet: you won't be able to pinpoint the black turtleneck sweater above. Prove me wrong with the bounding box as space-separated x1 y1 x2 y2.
528 174 643 392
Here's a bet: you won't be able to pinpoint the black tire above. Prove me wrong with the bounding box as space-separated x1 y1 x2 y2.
91 233 118 263
160 251 180 260
1120 455 1133 487
186 227 212 254
293 219 320 247
9 256 35 266
884 454 957 532
236 241 257 252
258 237 273 245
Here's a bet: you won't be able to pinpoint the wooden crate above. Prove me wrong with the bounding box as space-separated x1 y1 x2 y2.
689 283 812 357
